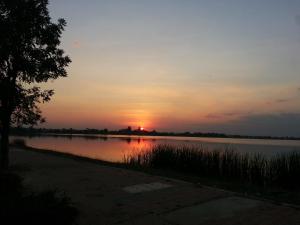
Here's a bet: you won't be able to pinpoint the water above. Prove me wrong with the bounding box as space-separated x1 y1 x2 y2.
10 135 300 162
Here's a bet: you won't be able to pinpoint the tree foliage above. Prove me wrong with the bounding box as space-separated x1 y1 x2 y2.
0 0 71 126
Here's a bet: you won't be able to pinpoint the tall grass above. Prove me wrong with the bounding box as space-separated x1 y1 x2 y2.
124 144 300 189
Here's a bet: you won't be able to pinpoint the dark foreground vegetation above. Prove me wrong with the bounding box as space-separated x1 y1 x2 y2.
125 144 300 190
0 171 78 225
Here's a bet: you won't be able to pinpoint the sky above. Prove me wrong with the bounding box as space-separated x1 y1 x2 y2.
40 0 300 136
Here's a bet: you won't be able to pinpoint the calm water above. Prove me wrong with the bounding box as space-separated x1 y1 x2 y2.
11 135 300 162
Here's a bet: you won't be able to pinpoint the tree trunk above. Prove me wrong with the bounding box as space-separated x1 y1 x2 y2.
0 116 10 170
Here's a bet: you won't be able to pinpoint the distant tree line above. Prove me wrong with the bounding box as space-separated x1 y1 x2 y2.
9 127 300 140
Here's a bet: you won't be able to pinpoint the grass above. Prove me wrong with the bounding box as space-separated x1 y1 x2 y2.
0 171 78 225
124 144 300 189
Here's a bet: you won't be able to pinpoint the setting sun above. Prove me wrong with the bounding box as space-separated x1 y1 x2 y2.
2 1 300 224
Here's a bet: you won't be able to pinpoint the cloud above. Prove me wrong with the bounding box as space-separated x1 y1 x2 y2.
205 113 223 119
199 113 300 137
266 97 295 106
72 40 82 49
205 111 252 120
295 15 300 26
275 98 290 103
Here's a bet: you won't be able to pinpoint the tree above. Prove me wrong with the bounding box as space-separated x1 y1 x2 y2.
0 0 71 169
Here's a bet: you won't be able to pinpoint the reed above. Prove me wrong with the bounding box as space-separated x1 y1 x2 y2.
124 144 300 189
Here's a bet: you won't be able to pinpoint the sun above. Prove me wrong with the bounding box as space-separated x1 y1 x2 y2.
140 127 144 131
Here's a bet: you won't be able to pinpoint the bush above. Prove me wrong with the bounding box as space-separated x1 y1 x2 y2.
0 172 78 225
11 139 27 147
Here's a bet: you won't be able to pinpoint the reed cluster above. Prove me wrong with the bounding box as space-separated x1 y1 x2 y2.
124 144 300 189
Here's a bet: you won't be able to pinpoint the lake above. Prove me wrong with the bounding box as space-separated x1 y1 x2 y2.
11 135 300 162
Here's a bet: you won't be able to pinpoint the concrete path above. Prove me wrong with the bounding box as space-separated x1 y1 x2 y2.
11 148 300 225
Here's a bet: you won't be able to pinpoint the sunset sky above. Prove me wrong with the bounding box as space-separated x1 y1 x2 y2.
41 0 300 136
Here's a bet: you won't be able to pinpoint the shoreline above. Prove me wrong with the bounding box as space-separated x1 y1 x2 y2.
11 144 300 207
11 131 300 141
10 134 300 149
11 146 300 225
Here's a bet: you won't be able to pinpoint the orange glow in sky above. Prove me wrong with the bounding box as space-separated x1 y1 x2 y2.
40 1 300 136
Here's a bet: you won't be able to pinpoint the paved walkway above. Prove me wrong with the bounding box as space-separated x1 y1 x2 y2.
11 148 300 225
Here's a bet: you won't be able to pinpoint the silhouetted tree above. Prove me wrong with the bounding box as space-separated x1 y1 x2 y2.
0 0 71 169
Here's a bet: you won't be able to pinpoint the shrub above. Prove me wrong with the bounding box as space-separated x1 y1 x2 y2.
11 139 27 147
0 172 78 225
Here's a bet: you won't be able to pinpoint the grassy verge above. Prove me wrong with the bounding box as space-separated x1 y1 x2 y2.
0 169 78 225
